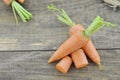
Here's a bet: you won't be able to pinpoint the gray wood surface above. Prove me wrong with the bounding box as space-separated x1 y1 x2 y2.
0 0 120 51
0 50 119 80
0 0 120 80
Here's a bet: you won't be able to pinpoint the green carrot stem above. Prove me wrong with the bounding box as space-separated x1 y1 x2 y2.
11 3 18 25
13 1 31 20
11 0 32 23
12 1 27 22
18 7 30 20
85 16 116 36
14 3 30 20
60 9 73 23
18 6 32 18
14 1 32 18
48 4 76 27
20 7 32 18
12 2 27 22
57 15 73 27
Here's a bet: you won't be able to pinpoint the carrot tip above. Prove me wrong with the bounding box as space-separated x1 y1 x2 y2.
48 59 51 63
98 63 102 70
48 58 53 63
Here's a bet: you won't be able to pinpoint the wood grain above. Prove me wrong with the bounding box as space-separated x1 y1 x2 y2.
0 0 120 51
0 50 119 80
0 0 120 79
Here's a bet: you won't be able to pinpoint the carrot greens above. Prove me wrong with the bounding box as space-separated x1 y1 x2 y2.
85 16 116 36
48 4 76 27
11 0 32 24
48 4 116 36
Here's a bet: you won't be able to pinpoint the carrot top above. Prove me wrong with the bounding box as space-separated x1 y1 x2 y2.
48 4 116 36
47 4 75 27
11 0 32 24
85 16 116 36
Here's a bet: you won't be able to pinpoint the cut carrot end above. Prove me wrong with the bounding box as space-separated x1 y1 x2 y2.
76 63 89 69
71 49 89 69
55 56 72 74
56 65 67 74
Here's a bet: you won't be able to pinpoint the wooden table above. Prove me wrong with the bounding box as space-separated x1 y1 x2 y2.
0 0 120 80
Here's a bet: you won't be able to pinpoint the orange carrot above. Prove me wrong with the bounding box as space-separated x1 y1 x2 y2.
3 0 12 5
83 41 101 64
70 24 101 65
48 30 88 63
48 4 115 63
48 17 114 63
56 56 72 73
70 24 89 68
3 0 25 5
18 0 25 3
71 49 88 68
69 24 84 35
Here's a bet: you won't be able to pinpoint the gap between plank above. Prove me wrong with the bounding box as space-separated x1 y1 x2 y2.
0 48 120 52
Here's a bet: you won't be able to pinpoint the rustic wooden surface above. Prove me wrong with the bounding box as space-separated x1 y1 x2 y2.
0 50 119 80
0 0 120 80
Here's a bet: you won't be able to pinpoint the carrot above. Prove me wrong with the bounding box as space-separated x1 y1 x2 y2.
70 24 101 65
3 0 25 5
56 56 72 73
48 4 115 63
83 40 101 65
71 49 88 68
3 0 12 5
18 0 25 3
48 30 88 63
69 24 84 35
3 0 32 24
69 24 88 68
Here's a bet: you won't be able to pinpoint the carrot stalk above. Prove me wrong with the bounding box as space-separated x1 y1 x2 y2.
12 2 27 22
47 4 75 27
71 49 88 68
85 17 116 36
14 2 30 20
12 3 18 25
3 0 32 24
12 1 32 22
14 1 32 18
56 56 72 73
48 4 115 63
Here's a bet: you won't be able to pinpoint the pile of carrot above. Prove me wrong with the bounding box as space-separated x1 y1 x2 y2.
3 0 32 24
48 4 115 74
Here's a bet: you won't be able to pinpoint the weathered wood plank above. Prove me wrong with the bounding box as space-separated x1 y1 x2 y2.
0 50 119 80
0 0 120 50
